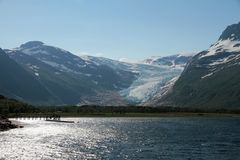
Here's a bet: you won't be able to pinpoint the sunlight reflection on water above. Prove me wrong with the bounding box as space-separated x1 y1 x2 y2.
0 117 240 160
0 118 123 159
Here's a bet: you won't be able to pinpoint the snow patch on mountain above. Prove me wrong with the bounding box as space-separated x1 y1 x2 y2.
208 54 240 66
50 46 69 54
201 73 214 79
22 48 50 56
42 60 59 67
200 39 240 58
140 54 192 69
141 56 161 65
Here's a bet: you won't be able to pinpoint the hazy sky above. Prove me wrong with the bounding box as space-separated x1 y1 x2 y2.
0 0 240 60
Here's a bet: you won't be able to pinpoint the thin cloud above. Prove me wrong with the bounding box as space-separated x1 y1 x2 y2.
75 51 104 57
179 51 198 56
94 52 104 57
75 52 88 57
119 58 139 64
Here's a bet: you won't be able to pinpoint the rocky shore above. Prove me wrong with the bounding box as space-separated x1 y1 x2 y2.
0 116 20 131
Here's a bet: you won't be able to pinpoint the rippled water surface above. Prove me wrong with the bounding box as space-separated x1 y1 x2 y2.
0 117 240 160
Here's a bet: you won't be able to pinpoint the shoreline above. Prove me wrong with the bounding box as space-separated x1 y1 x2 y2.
0 115 24 132
2 113 239 131
20 112 240 118
0 118 20 132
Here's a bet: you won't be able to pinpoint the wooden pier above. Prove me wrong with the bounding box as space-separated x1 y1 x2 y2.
12 114 74 123
12 114 61 121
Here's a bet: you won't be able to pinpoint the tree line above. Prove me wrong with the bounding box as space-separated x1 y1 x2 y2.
1 95 240 117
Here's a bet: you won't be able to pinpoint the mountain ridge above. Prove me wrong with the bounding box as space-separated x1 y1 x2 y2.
0 48 55 104
151 22 240 110
2 42 191 106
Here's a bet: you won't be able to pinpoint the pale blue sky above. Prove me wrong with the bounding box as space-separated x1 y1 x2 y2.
0 0 240 60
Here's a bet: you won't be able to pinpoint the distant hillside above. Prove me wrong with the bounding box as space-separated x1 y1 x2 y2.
0 95 36 115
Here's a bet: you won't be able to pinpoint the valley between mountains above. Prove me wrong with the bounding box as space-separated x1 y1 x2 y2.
1 22 240 110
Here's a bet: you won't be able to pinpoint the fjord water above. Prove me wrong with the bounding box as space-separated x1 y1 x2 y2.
0 117 240 160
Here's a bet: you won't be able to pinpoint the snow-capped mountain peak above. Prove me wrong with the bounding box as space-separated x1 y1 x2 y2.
219 22 240 41
153 22 240 109
200 39 240 58
141 56 161 65
12 41 91 74
20 41 44 49
141 54 192 68
199 22 240 59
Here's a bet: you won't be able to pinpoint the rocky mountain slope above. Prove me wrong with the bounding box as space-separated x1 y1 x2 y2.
152 22 240 110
